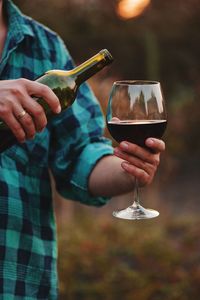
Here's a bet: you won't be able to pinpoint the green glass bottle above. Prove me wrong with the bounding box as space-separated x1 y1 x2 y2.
0 49 113 152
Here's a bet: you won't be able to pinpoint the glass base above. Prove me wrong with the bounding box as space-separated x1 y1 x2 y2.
112 204 159 220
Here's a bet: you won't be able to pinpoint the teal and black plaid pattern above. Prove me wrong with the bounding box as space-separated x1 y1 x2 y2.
0 1 113 298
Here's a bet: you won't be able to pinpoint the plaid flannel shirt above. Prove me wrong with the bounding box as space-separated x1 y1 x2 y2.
0 1 113 298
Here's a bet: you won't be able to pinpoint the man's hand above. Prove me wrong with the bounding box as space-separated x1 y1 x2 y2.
114 138 165 187
0 79 61 143
89 138 165 197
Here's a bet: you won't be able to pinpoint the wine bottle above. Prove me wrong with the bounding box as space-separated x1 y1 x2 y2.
0 49 113 152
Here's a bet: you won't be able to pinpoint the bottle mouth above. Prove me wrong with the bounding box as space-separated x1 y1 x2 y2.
100 49 114 64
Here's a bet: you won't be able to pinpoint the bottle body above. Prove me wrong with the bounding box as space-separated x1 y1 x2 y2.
0 49 113 152
36 72 77 116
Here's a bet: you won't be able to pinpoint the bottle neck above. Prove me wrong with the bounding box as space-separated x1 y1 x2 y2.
73 49 113 86
44 49 113 87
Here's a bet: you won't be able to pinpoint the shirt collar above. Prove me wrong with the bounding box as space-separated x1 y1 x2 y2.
0 0 34 72
4 0 34 39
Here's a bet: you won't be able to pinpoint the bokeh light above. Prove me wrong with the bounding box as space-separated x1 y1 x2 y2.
117 0 151 19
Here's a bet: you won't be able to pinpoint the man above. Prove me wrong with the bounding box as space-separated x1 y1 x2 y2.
0 0 165 298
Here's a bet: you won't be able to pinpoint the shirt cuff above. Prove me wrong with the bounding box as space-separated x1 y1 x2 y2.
70 141 113 206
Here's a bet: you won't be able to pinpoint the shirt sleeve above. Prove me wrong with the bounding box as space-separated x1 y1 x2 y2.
48 38 114 206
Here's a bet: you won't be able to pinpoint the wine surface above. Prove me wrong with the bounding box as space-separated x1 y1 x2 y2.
107 120 167 146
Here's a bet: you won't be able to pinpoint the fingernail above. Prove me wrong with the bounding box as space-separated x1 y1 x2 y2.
114 148 119 154
55 105 61 114
120 142 129 150
146 138 154 146
114 148 122 156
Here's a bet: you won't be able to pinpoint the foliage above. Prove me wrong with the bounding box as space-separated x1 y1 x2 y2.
57 214 200 300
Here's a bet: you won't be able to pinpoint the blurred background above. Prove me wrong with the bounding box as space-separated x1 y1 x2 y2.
14 0 200 299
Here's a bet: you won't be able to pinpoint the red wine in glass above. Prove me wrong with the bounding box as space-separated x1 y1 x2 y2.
107 119 167 147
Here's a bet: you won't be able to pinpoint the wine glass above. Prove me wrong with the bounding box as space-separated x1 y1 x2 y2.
106 80 167 220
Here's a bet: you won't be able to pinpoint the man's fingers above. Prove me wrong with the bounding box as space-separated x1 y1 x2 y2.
1 113 26 143
20 96 48 132
24 80 61 114
121 161 151 186
0 78 62 143
114 147 156 173
119 141 158 165
13 104 38 139
13 79 60 133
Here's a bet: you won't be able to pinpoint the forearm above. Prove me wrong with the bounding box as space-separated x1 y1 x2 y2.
88 155 134 197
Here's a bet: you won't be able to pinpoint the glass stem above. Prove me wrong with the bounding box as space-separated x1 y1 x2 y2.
132 178 140 208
